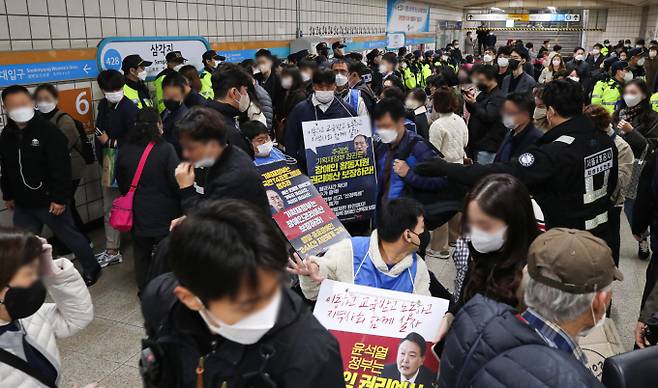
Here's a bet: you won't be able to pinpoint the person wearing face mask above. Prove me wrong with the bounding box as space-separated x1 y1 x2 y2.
628 47 648 79
199 50 225 100
481 47 496 65
94 70 139 270
618 48 629 62
204 63 257 157
539 52 566 84
494 92 543 163
0 85 101 287
153 51 187 113
298 57 318 95
121 54 153 109
331 41 346 60
140 200 344 388
379 52 401 89
0 228 95 388
592 60 629 115
116 108 180 292
405 88 430 140
501 46 537 95
645 46 658 93
161 72 193 157
438 228 616 388
242 120 286 166
586 43 605 72
331 59 369 117
532 85 551 132
177 65 210 108
173 107 269 216
566 47 592 89
255 49 284 116
283 68 357 173
416 79 618 245
33 84 90 245
290 198 431 300
278 66 308 141
366 48 384 95
347 60 377 118
494 46 512 85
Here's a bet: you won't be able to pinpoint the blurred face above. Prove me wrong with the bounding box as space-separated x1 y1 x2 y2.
396 340 425 379
375 113 405 140
256 57 273 73
3 92 34 114
267 190 285 212
624 83 646 100
510 51 524 65
473 72 491 89
163 85 185 102
619 53 628 61
502 100 530 128
467 200 506 234
180 136 222 163
34 90 56 105
575 49 585 57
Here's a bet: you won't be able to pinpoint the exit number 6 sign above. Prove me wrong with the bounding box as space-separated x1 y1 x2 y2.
58 87 93 134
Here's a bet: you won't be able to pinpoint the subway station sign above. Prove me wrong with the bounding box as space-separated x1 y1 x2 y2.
97 36 210 80
467 13 580 22
0 59 97 87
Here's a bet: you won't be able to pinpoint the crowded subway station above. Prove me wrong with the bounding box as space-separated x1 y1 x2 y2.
4 0 658 386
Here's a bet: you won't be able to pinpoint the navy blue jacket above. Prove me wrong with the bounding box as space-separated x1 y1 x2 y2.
494 122 543 163
283 96 357 171
95 96 139 149
438 295 604 388
162 104 189 157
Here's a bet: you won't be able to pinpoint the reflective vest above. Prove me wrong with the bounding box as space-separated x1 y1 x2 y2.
651 92 658 113
352 236 417 293
123 84 152 109
419 63 432 87
401 67 417 90
153 71 173 113
591 78 622 115
200 70 214 100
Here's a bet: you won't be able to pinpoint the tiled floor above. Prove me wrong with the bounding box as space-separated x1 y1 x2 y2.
58 216 649 387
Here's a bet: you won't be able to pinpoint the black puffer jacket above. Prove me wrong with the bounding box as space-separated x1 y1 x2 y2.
438 295 604 388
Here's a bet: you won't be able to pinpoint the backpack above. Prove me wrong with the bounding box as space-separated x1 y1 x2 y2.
56 112 96 164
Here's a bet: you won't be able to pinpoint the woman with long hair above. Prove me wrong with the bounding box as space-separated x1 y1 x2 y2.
116 108 181 292
278 66 308 142
539 52 566 84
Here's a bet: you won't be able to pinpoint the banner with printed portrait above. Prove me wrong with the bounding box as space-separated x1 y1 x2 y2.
302 116 377 222
257 160 350 256
314 280 449 388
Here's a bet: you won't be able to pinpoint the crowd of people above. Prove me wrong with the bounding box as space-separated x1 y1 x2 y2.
1 32 658 387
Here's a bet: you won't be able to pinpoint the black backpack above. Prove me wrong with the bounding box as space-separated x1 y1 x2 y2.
56 112 96 164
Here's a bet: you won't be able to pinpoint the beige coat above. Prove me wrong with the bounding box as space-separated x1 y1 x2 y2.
429 112 469 163
49 110 86 181
609 126 634 206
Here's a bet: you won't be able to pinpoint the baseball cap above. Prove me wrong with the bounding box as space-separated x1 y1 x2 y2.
629 47 645 57
424 50 435 57
527 228 623 294
332 41 347 50
165 51 187 63
202 50 225 62
316 42 328 52
121 55 152 72
611 60 629 73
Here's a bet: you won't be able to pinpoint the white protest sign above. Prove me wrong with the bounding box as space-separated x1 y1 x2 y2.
302 116 373 154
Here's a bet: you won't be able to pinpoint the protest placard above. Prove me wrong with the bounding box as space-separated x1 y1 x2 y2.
314 280 449 388
302 116 377 222
257 160 350 256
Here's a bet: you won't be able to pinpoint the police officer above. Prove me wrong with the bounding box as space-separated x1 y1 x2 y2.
154 51 187 113
628 47 647 79
199 50 225 100
591 60 630 115
415 79 618 242
121 55 153 109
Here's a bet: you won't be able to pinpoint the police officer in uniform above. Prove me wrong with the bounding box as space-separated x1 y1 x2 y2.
121 55 153 109
199 50 225 100
154 51 187 113
591 60 630 115
415 79 618 242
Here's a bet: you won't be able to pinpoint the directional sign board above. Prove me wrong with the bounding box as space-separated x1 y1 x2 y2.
467 13 581 23
97 36 210 80
0 60 98 87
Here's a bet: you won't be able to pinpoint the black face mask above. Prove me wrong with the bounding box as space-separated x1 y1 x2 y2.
477 83 489 92
0 280 46 320
508 59 520 70
164 99 183 112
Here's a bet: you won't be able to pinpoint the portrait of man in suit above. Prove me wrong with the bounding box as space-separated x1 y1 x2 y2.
380 332 436 386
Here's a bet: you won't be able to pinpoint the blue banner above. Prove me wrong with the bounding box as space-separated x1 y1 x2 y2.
0 60 98 87
217 47 290 63
387 0 430 33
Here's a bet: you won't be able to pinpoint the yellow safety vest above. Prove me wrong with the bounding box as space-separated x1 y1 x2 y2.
200 70 214 100
651 92 658 113
123 84 152 109
401 67 417 90
591 79 621 115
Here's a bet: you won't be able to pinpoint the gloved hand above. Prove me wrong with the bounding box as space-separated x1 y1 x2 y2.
413 158 450 177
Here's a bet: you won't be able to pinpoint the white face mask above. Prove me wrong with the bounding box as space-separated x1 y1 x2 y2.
579 296 607 337
301 71 312 82
379 64 388 74
400 62 408 69
497 57 509 67
405 99 419 110
281 77 293 90
256 140 274 157
623 71 634 82
104 90 124 103
502 114 517 130
335 73 348 87
441 55 449 62
137 70 148 81
173 64 184 72
623 93 643 107
575 54 585 62
638 57 646 66
483 54 493 63
314 90 335 104
198 289 281 345
552 59 562 67
259 63 271 73
234 90 250 112
37 101 57 114
651 51 658 59
568 76 580 83
592 49 600 55
470 225 507 253
8 107 35 123
376 128 398 144
194 157 216 169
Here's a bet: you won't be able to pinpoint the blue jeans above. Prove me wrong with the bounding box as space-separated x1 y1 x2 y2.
475 150 496 165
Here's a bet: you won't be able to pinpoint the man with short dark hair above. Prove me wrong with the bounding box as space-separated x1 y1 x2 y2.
283 68 357 172
172 107 269 215
347 60 377 117
417 79 618 242
331 41 346 59
586 43 605 72
255 48 283 113
290 197 431 300
0 85 101 285
495 92 542 163
381 332 435 385
331 59 368 117
140 200 344 387
628 47 647 79
199 49 225 100
154 50 187 112
568 47 592 89
501 46 537 94
121 54 153 109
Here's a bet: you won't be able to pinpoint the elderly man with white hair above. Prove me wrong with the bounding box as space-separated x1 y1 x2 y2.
437 228 622 388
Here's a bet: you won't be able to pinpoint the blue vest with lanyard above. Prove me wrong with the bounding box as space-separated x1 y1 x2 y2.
346 89 360 113
351 236 417 293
